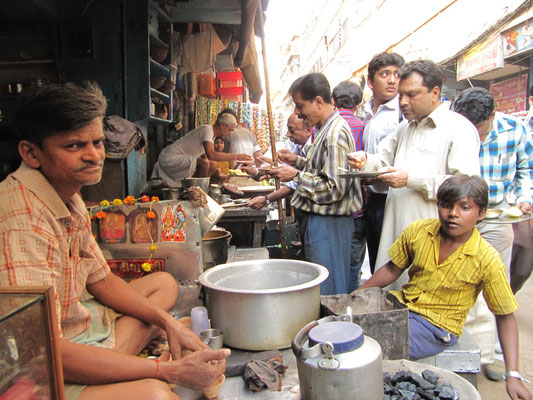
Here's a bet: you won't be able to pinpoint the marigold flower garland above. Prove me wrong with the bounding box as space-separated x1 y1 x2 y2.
89 196 160 274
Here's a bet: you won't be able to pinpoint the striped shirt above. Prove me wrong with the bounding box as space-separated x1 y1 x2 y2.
480 112 533 205
338 108 364 151
292 111 362 215
389 219 517 337
0 163 110 339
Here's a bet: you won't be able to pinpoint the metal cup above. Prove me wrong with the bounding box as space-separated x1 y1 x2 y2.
200 328 224 350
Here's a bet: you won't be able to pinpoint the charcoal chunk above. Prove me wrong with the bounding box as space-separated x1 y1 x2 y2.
397 381 417 392
406 372 435 391
416 386 437 400
384 372 393 384
438 385 456 399
434 383 444 394
398 388 418 400
422 369 440 385
392 370 411 384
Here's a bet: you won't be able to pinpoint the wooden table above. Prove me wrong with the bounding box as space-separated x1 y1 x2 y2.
218 207 270 248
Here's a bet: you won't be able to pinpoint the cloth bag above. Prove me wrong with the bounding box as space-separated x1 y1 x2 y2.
103 115 146 160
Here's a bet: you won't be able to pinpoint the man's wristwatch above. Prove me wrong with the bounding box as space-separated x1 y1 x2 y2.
505 371 531 383
264 195 271 205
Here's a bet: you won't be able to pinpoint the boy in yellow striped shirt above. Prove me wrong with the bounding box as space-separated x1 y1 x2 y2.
359 174 530 400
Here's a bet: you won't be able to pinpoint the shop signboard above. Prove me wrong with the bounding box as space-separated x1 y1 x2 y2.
457 35 503 81
502 20 533 58
490 73 528 114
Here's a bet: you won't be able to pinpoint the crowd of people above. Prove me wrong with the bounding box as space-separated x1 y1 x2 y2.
1 49 533 400
266 54 533 399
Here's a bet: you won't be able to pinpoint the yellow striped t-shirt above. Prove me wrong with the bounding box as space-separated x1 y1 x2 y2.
389 219 518 337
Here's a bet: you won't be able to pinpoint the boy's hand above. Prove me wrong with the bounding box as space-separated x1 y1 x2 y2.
506 377 531 400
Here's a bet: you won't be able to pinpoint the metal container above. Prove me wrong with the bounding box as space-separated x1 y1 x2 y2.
181 177 210 192
201 229 231 270
292 315 383 400
199 259 328 350
321 288 409 360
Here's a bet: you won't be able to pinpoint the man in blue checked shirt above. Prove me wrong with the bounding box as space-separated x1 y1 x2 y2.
454 87 533 378
454 87 533 270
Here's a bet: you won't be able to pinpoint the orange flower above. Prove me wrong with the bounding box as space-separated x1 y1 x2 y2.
146 211 156 219
124 196 136 205
151 196 159 202
140 195 150 203
95 211 107 219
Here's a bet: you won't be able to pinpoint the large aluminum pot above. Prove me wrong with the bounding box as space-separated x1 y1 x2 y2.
199 259 329 350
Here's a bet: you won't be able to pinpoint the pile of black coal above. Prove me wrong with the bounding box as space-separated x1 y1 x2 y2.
384 369 460 399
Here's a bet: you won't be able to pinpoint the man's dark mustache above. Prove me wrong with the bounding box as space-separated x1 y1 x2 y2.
75 162 104 172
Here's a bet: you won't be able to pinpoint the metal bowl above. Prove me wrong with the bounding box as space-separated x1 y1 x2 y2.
199 259 329 350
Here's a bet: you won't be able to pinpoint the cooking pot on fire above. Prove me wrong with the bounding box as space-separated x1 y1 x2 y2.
292 311 383 400
199 259 328 350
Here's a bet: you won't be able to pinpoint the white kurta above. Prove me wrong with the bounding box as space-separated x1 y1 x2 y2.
365 103 480 289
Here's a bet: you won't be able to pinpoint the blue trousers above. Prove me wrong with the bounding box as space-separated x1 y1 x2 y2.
300 213 354 295
349 216 366 293
409 312 458 360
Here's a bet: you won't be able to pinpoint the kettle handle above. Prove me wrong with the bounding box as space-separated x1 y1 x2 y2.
292 315 349 361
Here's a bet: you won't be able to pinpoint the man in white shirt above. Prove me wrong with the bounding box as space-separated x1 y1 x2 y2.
151 113 252 187
362 52 405 274
348 60 480 290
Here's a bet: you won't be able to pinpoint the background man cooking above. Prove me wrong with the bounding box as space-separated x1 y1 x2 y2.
0 82 229 400
151 111 252 187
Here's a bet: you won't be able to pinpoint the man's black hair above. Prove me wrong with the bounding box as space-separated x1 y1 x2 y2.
367 52 405 82
437 174 488 212
289 73 332 104
452 87 494 126
399 60 443 91
14 82 107 147
332 81 362 109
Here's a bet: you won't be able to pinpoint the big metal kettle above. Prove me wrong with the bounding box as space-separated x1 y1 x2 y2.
292 312 383 400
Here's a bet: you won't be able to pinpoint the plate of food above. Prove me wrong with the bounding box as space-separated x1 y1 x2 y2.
483 207 532 224
238 185 276 193
338 171 386 179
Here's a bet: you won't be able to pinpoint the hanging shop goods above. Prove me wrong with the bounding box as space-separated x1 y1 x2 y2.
195 96 276 153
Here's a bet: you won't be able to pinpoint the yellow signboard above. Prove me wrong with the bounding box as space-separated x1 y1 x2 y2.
457 35 504 81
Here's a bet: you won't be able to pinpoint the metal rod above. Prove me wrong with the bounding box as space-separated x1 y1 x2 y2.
257 4 287 257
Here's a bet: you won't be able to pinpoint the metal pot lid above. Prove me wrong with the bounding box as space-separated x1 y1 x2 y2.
308 321 364 354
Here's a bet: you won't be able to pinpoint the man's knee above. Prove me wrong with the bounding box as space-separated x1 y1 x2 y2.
139 379 177 400
153 272 179 303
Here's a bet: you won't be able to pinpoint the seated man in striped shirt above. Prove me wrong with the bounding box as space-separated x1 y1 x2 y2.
359 174 530 400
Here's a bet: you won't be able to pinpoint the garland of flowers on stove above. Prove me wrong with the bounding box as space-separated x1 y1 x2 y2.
89 195 159 273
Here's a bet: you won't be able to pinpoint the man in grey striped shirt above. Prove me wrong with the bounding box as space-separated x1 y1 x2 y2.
270 73 362 294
